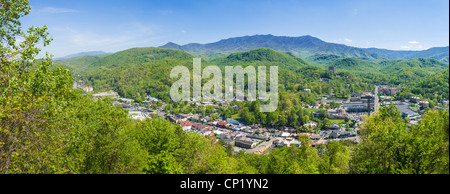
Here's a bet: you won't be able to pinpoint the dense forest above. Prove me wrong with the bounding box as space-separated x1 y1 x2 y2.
66 47 375 105
1 0 448 174
398 68 449 102
311 57 449 85
59 46 448 104
306 57 449 102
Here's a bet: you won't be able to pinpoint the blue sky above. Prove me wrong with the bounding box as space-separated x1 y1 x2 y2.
22 0 449 58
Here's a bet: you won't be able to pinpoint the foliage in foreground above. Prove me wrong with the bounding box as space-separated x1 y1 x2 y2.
1 0 448 174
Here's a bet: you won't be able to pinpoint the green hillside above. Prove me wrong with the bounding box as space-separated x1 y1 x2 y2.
53 47 195 76
305 53 343 64
325 57 449 86
330 58 378 71
82 48 207 101
83 47 312 101
215 48 307 64
74 47 373 103
211 48 309 70
399 68 449 102
90 47 194 69
54 54 107 75
60 46 448 104
3 0 449 176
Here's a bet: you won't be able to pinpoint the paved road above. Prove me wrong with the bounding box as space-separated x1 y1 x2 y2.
246 137 283 154
325 136 361 144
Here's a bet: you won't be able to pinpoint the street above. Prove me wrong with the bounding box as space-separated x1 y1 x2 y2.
246 137 283 154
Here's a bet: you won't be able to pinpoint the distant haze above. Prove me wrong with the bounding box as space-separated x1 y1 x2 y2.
23 0 449 58
55 51 109 59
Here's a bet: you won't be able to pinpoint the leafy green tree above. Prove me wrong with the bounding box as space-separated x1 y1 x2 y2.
66 98 147 174
318 141 351 174
297 106 304 126
0 0 67 173
288 109 298 127
321 118 329 130
1 0 146 174
350 105 449 174
319 109 327 120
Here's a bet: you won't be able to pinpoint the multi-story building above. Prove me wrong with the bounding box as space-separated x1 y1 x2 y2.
235 138 257 149
328 65 336 74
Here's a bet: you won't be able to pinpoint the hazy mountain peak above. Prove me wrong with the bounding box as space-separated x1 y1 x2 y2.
57 51 109 60
160 42 181 49
158 34 448 61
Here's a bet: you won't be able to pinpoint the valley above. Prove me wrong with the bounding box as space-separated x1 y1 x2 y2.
2 0 448 175
62 40 449 159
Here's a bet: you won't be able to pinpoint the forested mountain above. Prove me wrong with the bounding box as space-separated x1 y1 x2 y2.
365 46 449 62
54 55 106 75
56 47 199 77
56 45 449 105
82 47 209 101
210 48 372 99
326 58 449 86
210 48 309 70
80 47 374 103
329 57 448 73
80 47 313 101
160 34 381 59
59 45 448 103
306 54 344 63
1 1 448 175
90 47 195 69
160 34 449 61
399 68 450 102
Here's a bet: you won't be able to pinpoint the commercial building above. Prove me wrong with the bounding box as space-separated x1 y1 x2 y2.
343 103 369 112
329 65 336 74
410 96 420 103
235 138 257 149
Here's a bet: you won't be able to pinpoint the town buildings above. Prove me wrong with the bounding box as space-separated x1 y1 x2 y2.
99 81 437 156
328 65 336 74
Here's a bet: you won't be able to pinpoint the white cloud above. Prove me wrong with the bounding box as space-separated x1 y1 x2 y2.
344 38 352 43
181 30 186 33
38 7 78 14
400 40 424 50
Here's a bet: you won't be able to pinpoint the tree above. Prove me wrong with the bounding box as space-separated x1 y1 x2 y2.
318 141 351 174
350 105 449 174
297 106 304 126
303 115 310 124
67 98 147 174
319 109 327 120
321 118 329 130
0 0 66 173
344 117 350 123
330 101 338 109
288 109 298 127
1 0 147 174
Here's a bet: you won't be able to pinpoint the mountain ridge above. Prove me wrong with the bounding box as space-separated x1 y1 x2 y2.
55 51 110 60
160 34 449 61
